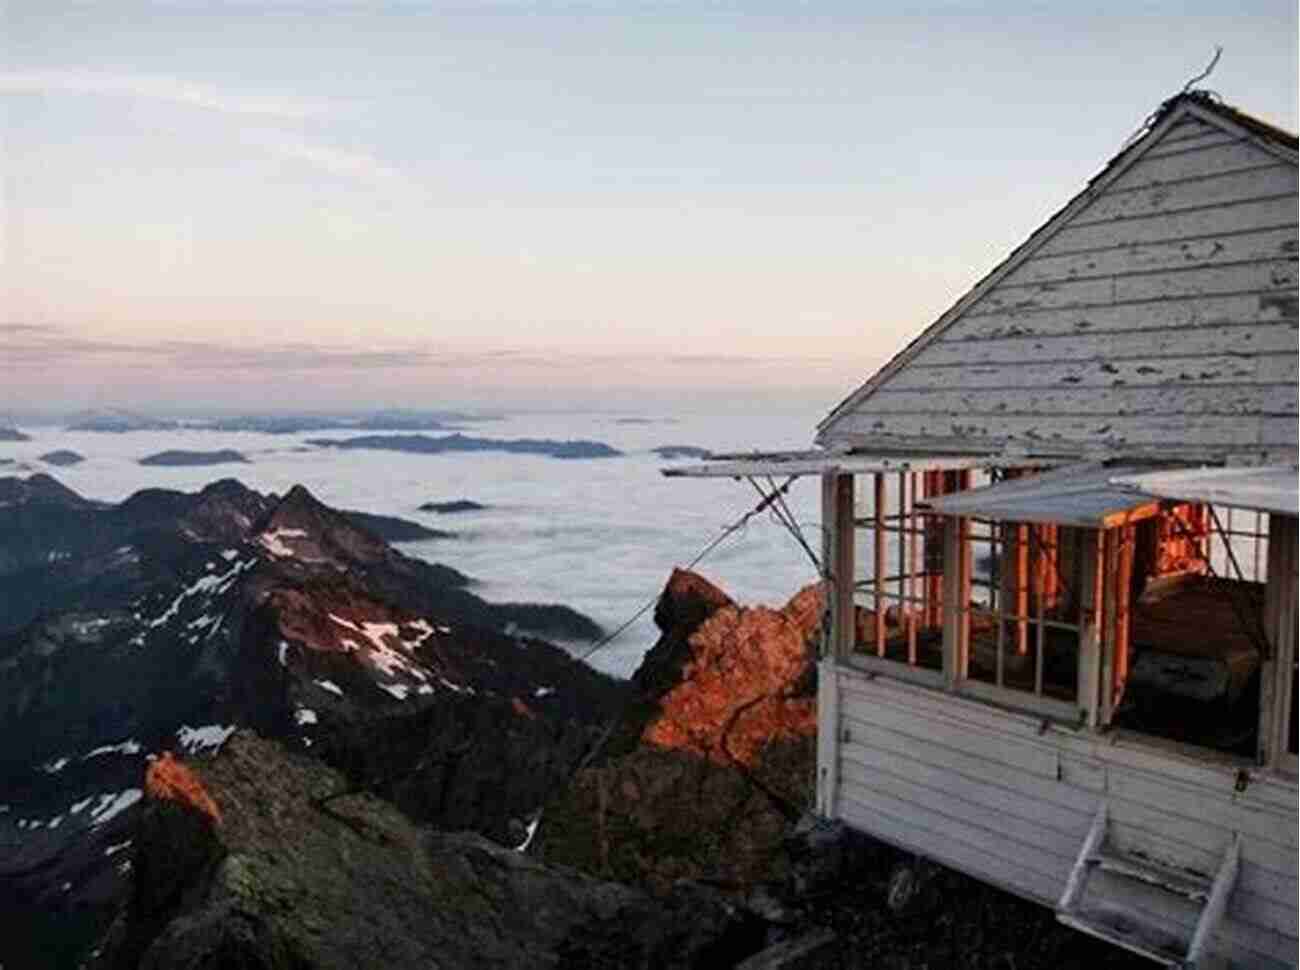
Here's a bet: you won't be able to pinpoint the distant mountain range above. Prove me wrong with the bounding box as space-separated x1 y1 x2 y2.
307 433 622 460
57 409 500 434
138 449 249 467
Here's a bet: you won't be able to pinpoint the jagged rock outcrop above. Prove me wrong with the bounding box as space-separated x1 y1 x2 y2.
538 570 823 893
92 732 760 970
0 474 624 970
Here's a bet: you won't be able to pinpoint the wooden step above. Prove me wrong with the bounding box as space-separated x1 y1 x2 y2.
1087 850 1214 902
1060 901 1188 966
1056 803 1240 968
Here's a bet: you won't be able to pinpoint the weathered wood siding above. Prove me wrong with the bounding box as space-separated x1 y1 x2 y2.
826 662 1299 968
819 107 1298 462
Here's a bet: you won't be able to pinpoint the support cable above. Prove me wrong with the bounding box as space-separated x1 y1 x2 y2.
575 476 802 664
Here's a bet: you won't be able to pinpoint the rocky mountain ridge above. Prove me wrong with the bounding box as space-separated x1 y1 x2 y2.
88 731 758 970
0 473 623 969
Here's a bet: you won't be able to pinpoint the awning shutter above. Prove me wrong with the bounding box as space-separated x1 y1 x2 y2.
1109 466 1299 518
918 462 1166 528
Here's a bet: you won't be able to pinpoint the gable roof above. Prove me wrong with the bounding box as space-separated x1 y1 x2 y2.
817 92 1299 464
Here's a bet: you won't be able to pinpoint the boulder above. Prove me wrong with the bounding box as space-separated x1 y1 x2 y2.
539 571 823 894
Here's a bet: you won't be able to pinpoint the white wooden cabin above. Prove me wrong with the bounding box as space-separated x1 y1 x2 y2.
666 93 1298 969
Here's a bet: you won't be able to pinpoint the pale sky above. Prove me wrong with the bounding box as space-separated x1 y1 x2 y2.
1 1 1296 415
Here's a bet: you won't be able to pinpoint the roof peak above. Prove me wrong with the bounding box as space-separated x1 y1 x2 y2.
1156 90 1298 151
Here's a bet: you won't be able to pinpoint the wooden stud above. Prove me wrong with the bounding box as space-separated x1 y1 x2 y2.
1077 528 1103 729
1035 526 1046 697
942 516 963 689
898 472 908 660
834 475 856 662
1016 523 1030 656
908 473 919 665
1113 525 1134 705
874 473 886 656
1260 514 1298 768
820 473 838 661
1099 530 1119 726
959 470 972 660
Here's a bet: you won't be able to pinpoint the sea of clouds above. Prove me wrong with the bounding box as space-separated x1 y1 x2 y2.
3 409 827 676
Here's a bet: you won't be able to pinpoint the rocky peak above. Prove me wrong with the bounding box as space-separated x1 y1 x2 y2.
539 572 823 893
635 568 735 698
252 484 389 567
178 480 271 545
0 473 93 508
636 569 823 768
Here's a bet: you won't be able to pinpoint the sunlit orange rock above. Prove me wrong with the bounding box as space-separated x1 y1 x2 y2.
641 577 824 768
145 751 222 826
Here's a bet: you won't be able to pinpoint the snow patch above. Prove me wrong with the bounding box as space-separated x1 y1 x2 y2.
315 679 344 696
258 527 308 558
379 683 409 700
175 724 235 755
147 558 253 628
294 708 318 726
533 687 555 699
404 618 437 648
105 839 133 857
88 789 143 826
278 641 290 667
329 614 428 681
515 815 541 852
41 756 70 774
220 549 239 561
69 617 112 637
84 739 142 760
440 677 473 695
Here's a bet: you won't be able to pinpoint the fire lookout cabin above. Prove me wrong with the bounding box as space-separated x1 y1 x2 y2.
666 93 1298 969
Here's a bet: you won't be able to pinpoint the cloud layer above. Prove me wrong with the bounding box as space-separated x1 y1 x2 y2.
0 70 329 119
1 70 401 188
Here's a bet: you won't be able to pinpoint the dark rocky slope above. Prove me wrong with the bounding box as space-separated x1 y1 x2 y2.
541 570 1150 970
89 732 756 970
338 508 452 541
0 474 622 969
